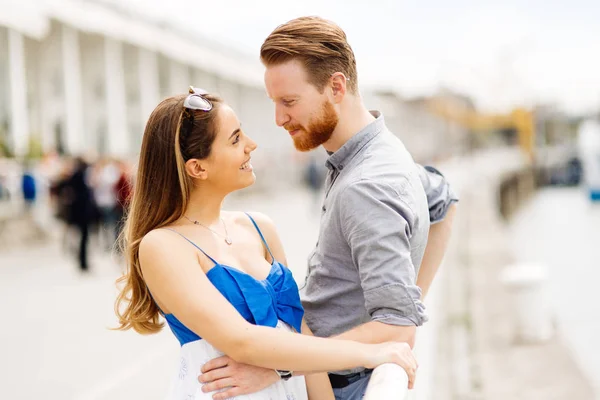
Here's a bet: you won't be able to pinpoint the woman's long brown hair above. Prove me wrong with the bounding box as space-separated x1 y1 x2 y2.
114 93 222 334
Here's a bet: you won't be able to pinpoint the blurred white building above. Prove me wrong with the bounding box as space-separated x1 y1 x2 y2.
0 0 466 176
0 0 298 186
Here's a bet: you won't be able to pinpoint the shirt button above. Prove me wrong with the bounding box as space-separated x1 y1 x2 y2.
339 165 344 170
322 206 326 213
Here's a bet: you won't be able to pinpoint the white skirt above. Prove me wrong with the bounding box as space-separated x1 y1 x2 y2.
166 321 308 400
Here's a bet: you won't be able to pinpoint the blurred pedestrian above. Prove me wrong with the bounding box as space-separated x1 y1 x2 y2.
114 160 132 244
61 157 95 272
91 158 120 250
21 163 37 213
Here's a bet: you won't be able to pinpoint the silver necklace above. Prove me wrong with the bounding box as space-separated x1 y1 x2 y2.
184 215 232 245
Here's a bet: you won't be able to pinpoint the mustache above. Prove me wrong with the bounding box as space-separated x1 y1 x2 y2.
284 123 304 132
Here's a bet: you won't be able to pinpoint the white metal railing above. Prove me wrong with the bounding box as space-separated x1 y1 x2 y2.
364 363 409 399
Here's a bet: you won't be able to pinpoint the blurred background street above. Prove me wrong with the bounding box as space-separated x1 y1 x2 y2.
1 1 600 399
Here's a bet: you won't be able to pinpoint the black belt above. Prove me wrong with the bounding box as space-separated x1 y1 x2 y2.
328 369 373 389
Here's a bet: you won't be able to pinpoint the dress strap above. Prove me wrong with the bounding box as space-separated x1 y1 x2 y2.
244 213 275 262
164 228 218 265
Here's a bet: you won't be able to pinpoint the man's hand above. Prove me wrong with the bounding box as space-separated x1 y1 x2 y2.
198 355 280 399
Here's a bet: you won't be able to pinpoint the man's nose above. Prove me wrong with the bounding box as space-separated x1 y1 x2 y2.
275 104 290 127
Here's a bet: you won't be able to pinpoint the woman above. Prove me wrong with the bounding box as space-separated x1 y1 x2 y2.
114 87 417 400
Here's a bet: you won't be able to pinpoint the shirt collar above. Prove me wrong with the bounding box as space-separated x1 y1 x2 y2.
326 110 385 171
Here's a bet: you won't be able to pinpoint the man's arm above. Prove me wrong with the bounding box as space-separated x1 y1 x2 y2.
333 321 416 348
334 179 428 349
416 164 459 299
417 202 457 299
417 164 459 225
334 166 458 346
333 201 456 345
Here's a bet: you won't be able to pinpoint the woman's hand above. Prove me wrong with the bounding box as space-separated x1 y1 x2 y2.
366 342 418 389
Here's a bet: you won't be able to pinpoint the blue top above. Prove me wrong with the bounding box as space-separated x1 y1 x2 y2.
161 213 304 346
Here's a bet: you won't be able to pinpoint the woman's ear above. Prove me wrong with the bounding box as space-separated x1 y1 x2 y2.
184 159 208 180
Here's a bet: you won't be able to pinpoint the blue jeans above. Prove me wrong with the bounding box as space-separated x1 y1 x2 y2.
332 372 372 400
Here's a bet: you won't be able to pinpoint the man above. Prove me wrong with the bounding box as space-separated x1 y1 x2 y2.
199 16 458 400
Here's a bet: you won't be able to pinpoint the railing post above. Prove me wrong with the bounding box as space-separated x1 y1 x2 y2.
364 363 409 400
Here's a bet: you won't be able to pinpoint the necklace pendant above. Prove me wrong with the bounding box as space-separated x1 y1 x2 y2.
225 237 233 245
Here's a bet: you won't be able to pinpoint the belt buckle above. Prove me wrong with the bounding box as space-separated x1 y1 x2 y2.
328 370 367 389
328 373 351 389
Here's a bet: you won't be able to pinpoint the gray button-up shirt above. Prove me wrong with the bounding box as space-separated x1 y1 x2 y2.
301 111 450 345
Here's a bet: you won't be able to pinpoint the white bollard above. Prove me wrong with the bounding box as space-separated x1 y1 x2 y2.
500 263 554 343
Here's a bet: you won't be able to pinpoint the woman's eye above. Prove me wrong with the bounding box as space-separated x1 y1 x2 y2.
233 134 240 144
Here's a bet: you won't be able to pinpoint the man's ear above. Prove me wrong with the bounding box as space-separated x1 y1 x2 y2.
184 159 208 180
330 72 348 103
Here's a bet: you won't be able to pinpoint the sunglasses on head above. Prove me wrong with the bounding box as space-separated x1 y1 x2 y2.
183 86 212 112
180 86 212 145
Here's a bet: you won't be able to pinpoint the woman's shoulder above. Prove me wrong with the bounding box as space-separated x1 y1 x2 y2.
226 210 285 262
139 226 191 259
226 210 277 234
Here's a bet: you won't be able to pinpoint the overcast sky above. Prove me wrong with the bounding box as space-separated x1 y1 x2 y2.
126 0 599 115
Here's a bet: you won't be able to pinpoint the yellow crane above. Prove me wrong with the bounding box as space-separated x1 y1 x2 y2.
426 97 536 162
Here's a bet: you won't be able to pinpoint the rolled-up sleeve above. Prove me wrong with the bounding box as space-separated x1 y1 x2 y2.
339 179 428 327
416 164 459 224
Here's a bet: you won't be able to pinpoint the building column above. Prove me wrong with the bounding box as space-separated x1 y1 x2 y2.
7 28 29 157
24 38 43 154
79 35 105 156
138 48 160 124
104 37 128 156
61 24 83 155
38 35 55 153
